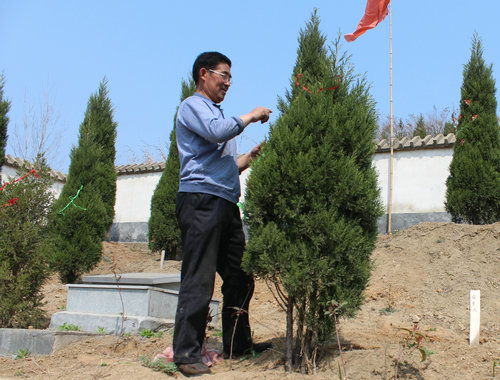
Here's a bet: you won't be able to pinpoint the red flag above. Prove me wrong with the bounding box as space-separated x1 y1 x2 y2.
344 0 391 42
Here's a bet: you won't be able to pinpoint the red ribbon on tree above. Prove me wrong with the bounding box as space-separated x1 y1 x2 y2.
0 198 19 208
296 74 341 94
0 169 39 191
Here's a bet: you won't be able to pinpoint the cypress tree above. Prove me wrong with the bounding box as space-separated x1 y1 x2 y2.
50 79 117 283
242 11 383 371
0 72 10 175
445 34 500 224
148 78 195 259
413 114 427 138
0 157 55 328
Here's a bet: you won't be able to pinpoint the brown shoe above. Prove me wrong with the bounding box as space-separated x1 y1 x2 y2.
177 362 211 376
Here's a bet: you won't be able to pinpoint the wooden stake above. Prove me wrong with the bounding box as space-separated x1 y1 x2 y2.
469 289 480 345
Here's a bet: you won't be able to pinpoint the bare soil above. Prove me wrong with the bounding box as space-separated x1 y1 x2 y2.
1 221 499 379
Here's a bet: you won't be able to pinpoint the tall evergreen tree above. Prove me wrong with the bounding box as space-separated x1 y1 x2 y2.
50 79 117 283
0 157 55 328
148 78 195 259
445 34 500 224
242 11 382 371
0 72 10 177
413 113 427 138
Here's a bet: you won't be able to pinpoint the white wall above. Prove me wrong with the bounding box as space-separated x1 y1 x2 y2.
113 172 162 223
373 148 453 214
4 145 454 241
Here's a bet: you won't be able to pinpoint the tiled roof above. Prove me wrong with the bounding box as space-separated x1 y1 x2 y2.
115 162 165 175
3 133 457 179
3 154 67 182
375 133 456 152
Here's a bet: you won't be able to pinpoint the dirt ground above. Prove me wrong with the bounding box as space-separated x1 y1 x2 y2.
0 221 499 379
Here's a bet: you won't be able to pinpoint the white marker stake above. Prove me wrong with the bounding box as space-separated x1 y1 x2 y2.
469 290 480 345
160 250 165 269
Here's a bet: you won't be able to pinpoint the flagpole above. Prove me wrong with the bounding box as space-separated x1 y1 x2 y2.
388 0 394 234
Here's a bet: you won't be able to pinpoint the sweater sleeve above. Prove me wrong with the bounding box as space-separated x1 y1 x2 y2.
177 98 244 143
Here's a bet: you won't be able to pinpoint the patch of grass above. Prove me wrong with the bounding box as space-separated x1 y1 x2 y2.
14 348 30 360
212 328 223 337
96 326 107 334
380 306 398 315
140 356 178 375
138 329 163 338
57 322 79 331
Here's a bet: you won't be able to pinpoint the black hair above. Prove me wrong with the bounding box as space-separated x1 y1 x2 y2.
192 52 232 85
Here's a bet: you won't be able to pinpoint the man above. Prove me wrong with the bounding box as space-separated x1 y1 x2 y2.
173 51 272 376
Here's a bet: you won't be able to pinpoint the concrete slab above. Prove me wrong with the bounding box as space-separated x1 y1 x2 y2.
48 273 221 335
63 284 220 322
82 273 181 290
50 312 174 335
0 329 97 357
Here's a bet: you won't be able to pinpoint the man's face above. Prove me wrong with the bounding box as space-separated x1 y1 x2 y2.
202 63 231 103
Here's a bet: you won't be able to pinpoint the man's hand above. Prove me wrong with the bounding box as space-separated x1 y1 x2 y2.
240 107 272 126
238 143 264 173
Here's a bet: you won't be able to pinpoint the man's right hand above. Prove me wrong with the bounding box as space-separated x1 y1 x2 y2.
240 107 272 126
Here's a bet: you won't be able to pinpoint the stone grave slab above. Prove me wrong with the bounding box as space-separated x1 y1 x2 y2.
50 273 220 335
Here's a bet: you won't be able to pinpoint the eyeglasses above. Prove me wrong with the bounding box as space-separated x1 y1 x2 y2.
208 69 232 84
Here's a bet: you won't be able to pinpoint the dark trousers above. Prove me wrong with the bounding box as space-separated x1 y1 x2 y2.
173 192 255 365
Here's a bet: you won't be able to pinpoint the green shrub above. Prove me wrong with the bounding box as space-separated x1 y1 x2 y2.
0 159 55 328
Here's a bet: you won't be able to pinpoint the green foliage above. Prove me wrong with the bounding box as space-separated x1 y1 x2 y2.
445 33 500 224
138 328 163 338
140 355 178 375
14 348 30 360
0 72 10 172
148 78 195 259
50 79 117 283
57 322 80 331
0 159 55 328
412 114 427 138
242 11 382 369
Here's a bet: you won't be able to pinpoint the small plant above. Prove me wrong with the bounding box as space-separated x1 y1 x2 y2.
14 371 24 376
140 355 178 375
57 322 79 331
436 237 444 243
493 359 499 377
14 348 30 360
96 326 107 334
380 306 398 315
394 323 434 379
57 305 66 310
212 327 223 338
138 328 163 338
